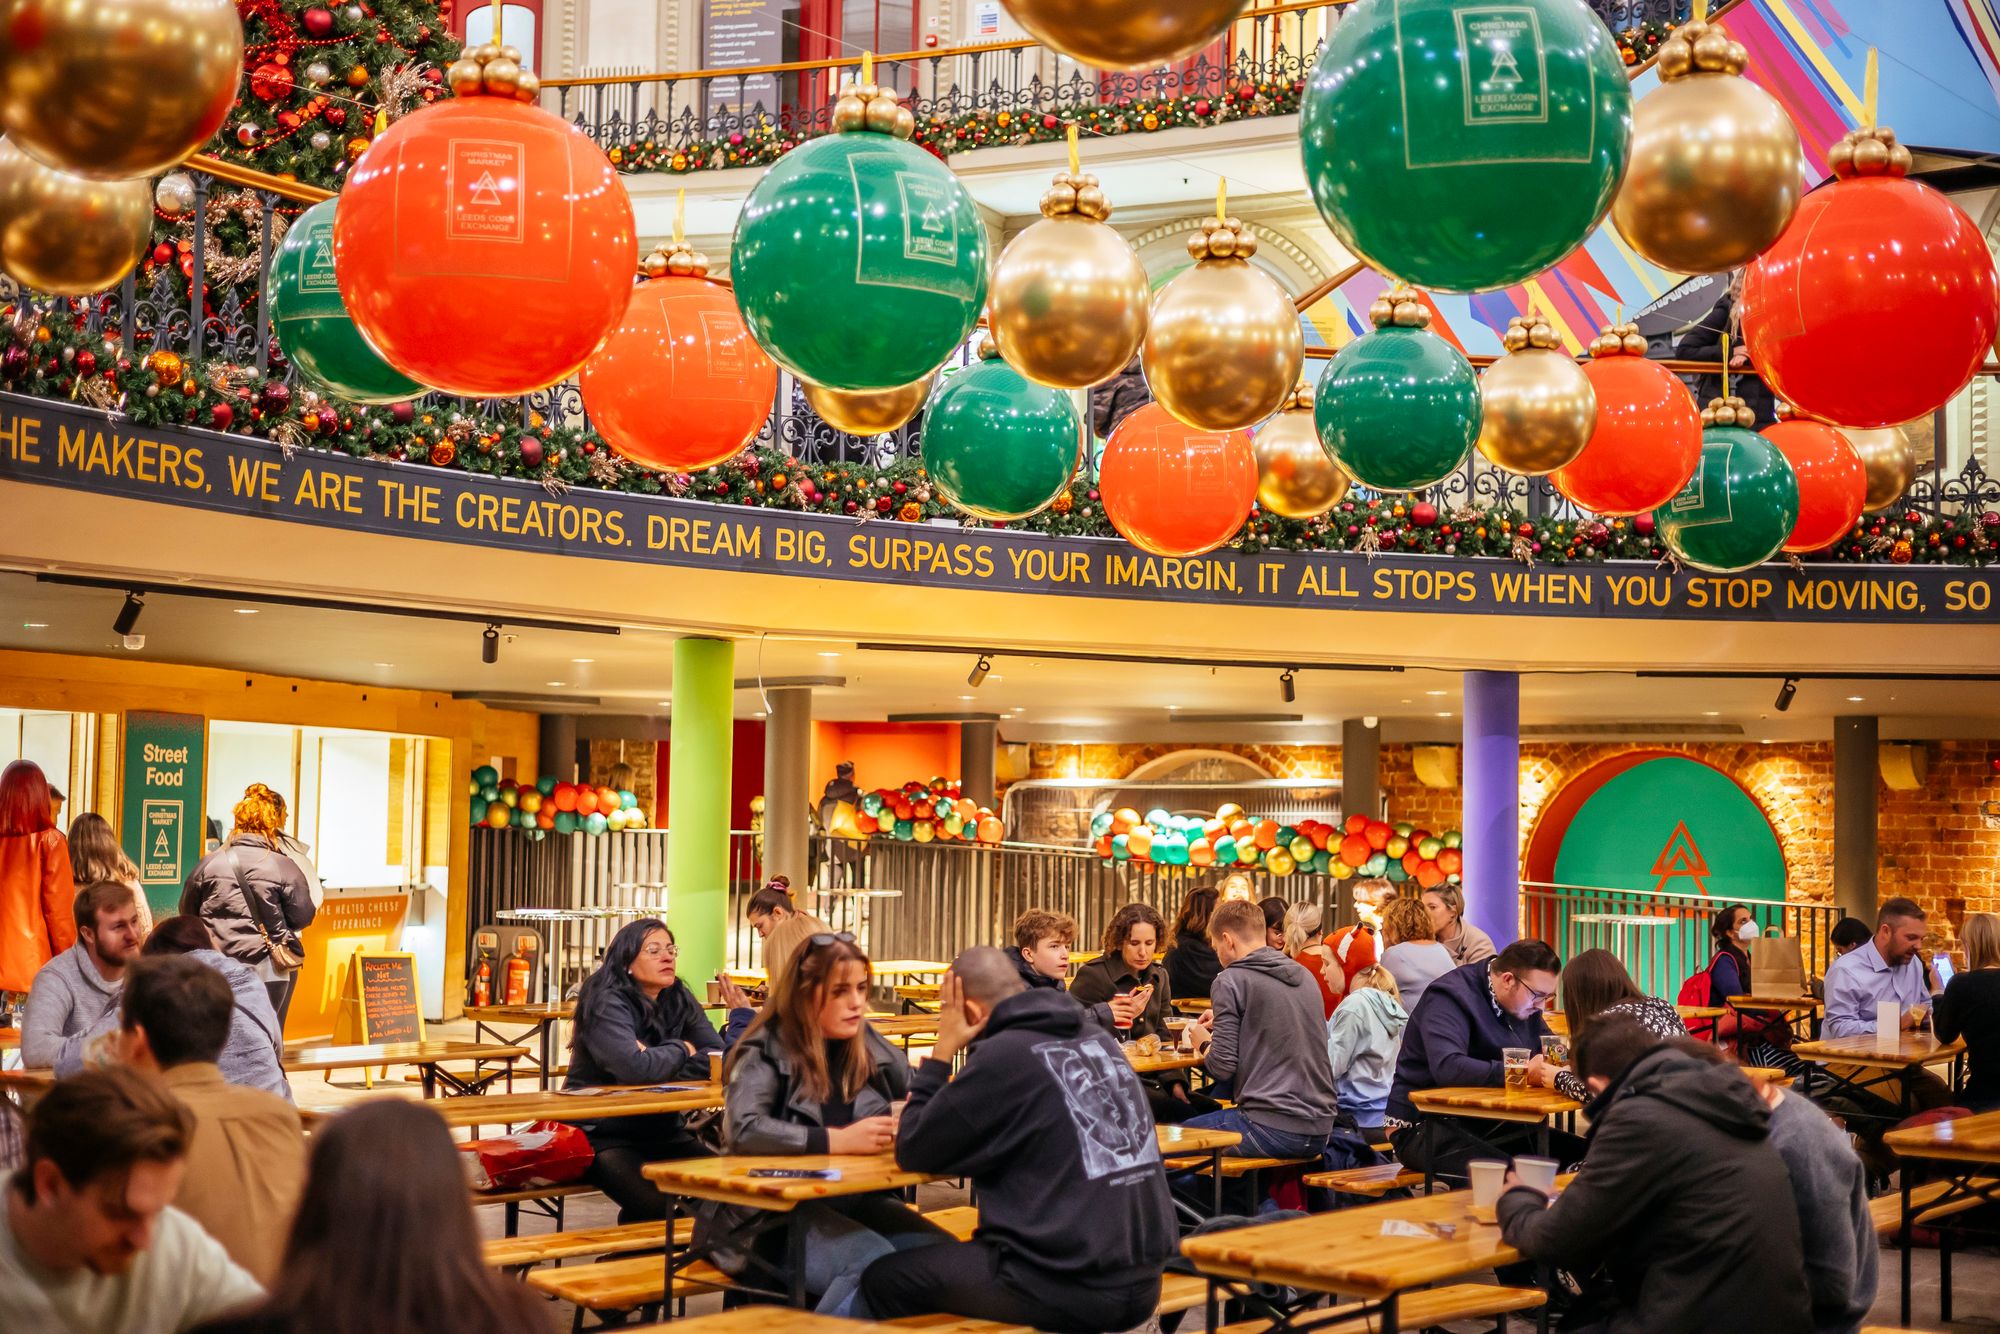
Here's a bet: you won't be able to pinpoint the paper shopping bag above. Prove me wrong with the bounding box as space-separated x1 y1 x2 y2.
1748 933 1806 994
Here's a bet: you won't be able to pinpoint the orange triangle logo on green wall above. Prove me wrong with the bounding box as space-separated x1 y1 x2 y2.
1651 821 1711 895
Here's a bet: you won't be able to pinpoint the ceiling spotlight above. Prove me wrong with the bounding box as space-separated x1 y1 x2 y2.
1774 676 1798 712
967 654 991 687
1279 669 1296 704
112 591 144 636
481 623 500 665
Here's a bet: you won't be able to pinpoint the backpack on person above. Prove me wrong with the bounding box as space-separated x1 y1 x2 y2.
1676 950 1730 1041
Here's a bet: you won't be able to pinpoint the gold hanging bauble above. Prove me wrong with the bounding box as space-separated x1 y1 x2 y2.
1610 19 1802 274
1474 315 1598 475
0 0 245 179
0 139 150 295
1252 384 1347 519
802 374 934 436
1142 216 1302 432
1001 0 1249 71
989 169 1149 389
1843 423 1917 511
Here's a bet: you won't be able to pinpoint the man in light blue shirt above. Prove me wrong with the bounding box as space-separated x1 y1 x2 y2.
1822 897 1936 1039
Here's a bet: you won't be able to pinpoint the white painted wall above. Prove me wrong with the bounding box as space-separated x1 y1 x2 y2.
207 720 295 839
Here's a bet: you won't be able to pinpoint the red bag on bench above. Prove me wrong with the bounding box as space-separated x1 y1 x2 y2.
458 1121 595 1191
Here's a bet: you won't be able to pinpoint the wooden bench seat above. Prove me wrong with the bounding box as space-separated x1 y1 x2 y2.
921 1205 980 1241
525 1253 734 1311
1303 1164 1427 1198
484 1218 691 1271
1163 1155 1319 1178
473 1181 598 1208
1212 1282 1545 1333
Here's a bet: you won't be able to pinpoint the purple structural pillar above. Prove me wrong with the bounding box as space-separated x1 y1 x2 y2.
1462 670 1521 948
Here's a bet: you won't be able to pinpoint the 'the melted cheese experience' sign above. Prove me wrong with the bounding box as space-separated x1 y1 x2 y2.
2 393 1994 624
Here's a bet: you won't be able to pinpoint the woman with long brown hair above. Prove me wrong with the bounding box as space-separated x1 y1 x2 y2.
1163 886 1221 1001
1528 948 1686 1102
715 932 948 1314
67 811 152 936
193 1099 550 1334
0 759 73 1002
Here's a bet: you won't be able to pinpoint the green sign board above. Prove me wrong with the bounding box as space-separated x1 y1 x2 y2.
120 711 205 919
1551 756 1786 904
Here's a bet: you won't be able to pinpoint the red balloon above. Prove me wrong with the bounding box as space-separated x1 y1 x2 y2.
1744 176 1997 428
1098 403 1255 557
1553 354 1701 515
1764 420 1865 552
580 274 778 471
334 98 636 397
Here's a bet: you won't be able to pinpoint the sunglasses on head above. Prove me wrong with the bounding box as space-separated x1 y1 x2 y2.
807 931 858 950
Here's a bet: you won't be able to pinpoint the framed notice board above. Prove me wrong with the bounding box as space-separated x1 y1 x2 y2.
351 951 425 1046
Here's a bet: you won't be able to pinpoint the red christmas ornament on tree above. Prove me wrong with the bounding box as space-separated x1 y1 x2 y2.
1098 403 1255 557
302 6 335 37
250 61 296 102
1744 122 1998 428
1764 418 1865 552
579 237 777 472
1552 321 1701 516
333 44 635 397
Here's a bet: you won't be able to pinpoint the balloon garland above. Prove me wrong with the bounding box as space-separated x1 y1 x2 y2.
923 341 1083 522
471 769 647 838
847 780 1003 845
1654 394 1800 573
1253 384 1348 521
1475 314 1598 476
265 199 428 406
1552 321 1702 516
1316 286 1480 493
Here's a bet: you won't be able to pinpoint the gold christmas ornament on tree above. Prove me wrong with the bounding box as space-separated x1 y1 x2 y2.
1001 0 1250 71
1252 383 1347 519
1475 314 1598 475
0 0 245 179
1610 13 1802 274
1143 198 1302 432
1843 423 1917 510
802 374 934 436
0 139 150 294
990 135 1149 390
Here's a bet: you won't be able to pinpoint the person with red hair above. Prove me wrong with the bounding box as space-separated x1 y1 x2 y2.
0 760 74 1001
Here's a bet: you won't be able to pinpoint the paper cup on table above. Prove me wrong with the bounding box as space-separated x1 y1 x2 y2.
1468 1159 1508 1208
1876 1000 1902 1051
1513 1156 1558 1193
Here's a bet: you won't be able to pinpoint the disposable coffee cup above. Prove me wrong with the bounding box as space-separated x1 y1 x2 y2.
1468 1159 1507 1208
1513 1156 1558 1193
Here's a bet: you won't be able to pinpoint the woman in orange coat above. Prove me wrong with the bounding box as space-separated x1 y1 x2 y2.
0 760 74 998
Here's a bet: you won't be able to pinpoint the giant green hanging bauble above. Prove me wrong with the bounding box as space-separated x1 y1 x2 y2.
1654 414 1800 574
731 85 988 391
265 199 427 404
924 349 1082 521
1315 288 1480 493
1299 0 1632 293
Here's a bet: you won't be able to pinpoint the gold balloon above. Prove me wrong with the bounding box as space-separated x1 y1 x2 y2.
1144 221 1302 432
1844 424 1917 511
1253 389 1347 519
0 139 150 295
1475 336 1599 476
0 0 245 179
802 375 934 436
1610 23 1802 274
990 173 1149 390
1002 0 1249 70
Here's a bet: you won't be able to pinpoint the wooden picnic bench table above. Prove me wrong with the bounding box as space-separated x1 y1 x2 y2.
1128 1047 1206 1076
1407 1086 1583 1199
1886 1107 2000 1325
464 1002 574 1090
1792 1032 1966 1116
435 1081 724 1129
283 1040 531 1097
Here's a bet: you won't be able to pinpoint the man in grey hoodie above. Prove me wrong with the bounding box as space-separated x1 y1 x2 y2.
1184 899 1338 1159
19 882 142 1069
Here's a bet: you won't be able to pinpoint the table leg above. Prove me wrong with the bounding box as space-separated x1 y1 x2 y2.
1941 1214 1954 1323
786 1213 807 1308
661 1195 680 1324
1536 1123 1549 1160
540 1020 555 1092
1203 1278 1218 1334
1900 1171 1913 1324
1210 1148 1224 1218
1380 1290 1399 1334
421 1063 437 1099
1422 1119 1435 1197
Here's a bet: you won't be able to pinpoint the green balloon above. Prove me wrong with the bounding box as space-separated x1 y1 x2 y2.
1300 0 1632 292
1654 427 1800 574
924 356 1082 520
732 132 988 390
1316 326 1480 492
265 199 428 405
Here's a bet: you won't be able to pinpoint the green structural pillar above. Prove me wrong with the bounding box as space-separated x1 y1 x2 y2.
668 637 735 992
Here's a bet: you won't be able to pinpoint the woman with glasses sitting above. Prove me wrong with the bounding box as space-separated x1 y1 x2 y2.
709 932 949 1314
566 917 754 1221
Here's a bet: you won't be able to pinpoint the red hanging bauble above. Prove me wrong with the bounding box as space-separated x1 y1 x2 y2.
333 45 635 397
250 61 296 102
579 241 777 471
302 6 335 37
1552 321 1702 516
1098 402 1256 557
1764 418 1865 552
1744 125 1998 428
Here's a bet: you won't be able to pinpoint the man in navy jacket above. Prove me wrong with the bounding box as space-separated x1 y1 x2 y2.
1386 938 1566 1181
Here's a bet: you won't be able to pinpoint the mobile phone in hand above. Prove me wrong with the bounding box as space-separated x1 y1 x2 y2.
747 1167 843 1180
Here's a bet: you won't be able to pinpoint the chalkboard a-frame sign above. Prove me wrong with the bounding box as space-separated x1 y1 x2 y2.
353 951 425 1046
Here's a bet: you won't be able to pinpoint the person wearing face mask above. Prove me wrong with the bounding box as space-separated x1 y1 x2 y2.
710 933 949 1316
1071 904 1216 1123
1700 902 1799 1064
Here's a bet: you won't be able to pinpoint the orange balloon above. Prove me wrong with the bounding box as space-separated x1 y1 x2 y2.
334 98 636 397
574 788 600 816
976 816 1003 843
1764 420 1866 553
580 275 778 471
1189 838 1215 866
1098 403 1256 557
1553 355 1702 516
1254 820 1279 850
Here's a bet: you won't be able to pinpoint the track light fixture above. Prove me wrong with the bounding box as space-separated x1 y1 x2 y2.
1280 668 1296 704
112 591 144 636
1774 676 1798 712
482 624 500 665
967 654 991 687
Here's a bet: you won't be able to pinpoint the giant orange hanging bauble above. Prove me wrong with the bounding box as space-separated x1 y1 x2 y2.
1098 402 1255 558
333 45 636 397
1764 418 1865 552
1552 321 1702 516
1743 124 1998 428
579 240 777 472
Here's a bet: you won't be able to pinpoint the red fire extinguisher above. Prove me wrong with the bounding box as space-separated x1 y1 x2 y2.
472 953 493 1007
503 944 533 1007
